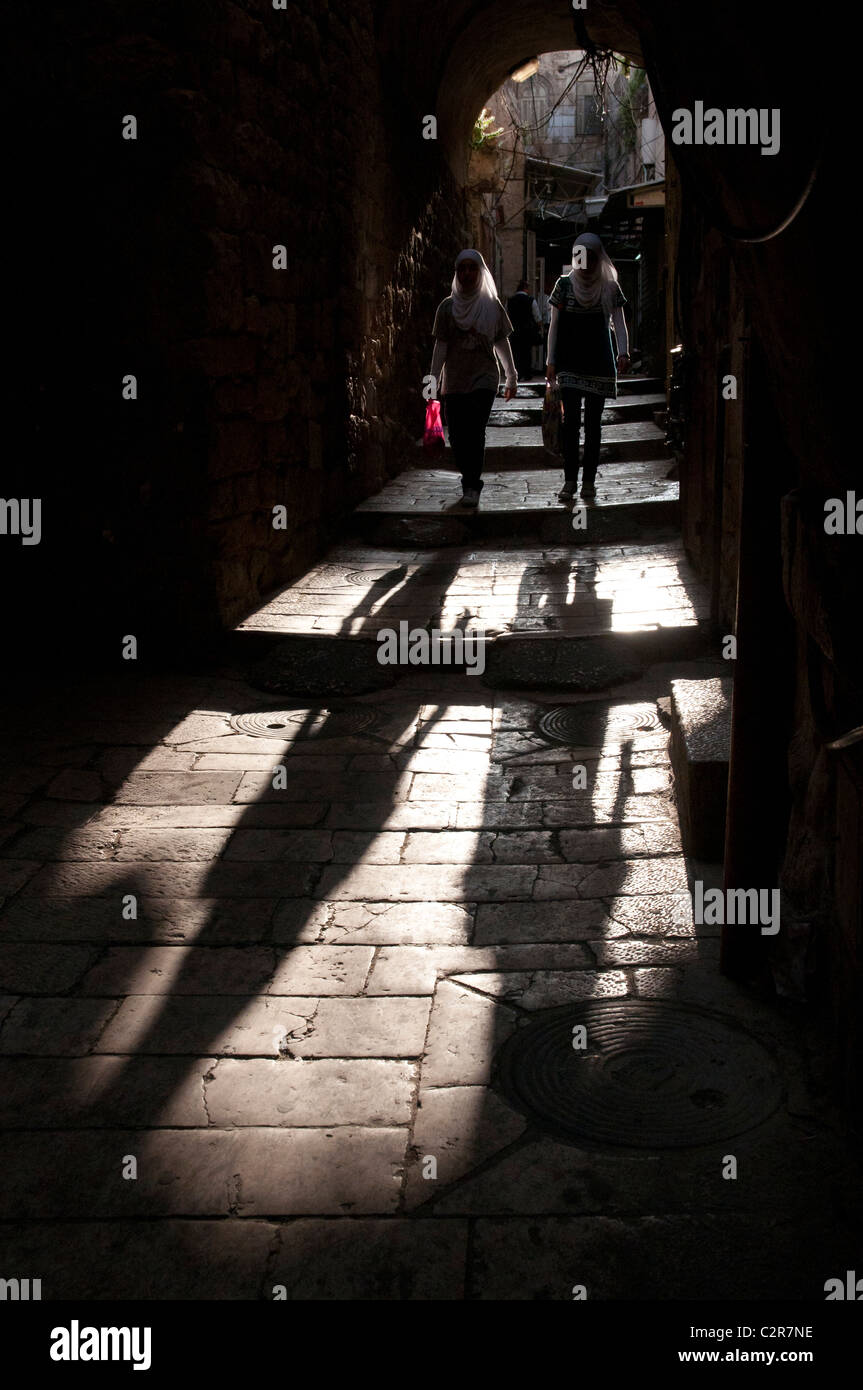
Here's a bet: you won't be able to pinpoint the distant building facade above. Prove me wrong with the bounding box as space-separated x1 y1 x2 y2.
466 52 667 373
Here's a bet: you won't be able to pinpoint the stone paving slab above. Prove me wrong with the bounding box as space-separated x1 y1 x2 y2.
0 1220 278 1299
109 772 245 804
0 1056 212 1127
1 595 860 1298
205 1058 416 1127
12 801 330 830
0 942 97 993
0 995 19 1026
239 536 705 639
272 898 475 945
93 995 318 1056
449 968 629 1008
467 1213 861 1300
432 1108 857 1222
0 896 281 943
0 996 127 1056
77 944 375 997
366 943 595 994
421 980 520 1087
0 1127 408 1217
315 863 538 901
266 1218 469 1299
0 860 41 895
489 391 666 419
90 994 431 1058
405 1086 527 1210
474 900 627 944
232 771 415 803
20 860 316 898
592 937 708 967
359 460 675 511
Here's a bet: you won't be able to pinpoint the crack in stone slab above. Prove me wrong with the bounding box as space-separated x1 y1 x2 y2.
281 1003 321 1058
226 1172 248 1216
201 1063 216 1124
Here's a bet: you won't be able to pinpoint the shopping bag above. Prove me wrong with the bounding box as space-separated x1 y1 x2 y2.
542 384 563 459
423 399 446 454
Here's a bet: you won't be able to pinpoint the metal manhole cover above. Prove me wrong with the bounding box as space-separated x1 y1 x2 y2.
344 565 458 587
536 701 664 746
343 569 399 586
230 707 378 738
495 1000 782 1148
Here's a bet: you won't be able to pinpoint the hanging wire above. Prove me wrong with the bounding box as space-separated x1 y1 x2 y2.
638 31 825 244
671 140 823 243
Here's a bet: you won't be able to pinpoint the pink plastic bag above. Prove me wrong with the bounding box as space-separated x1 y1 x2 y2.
423 399 445 453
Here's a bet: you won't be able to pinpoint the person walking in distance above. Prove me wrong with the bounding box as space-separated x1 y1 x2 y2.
430 249 517 508
507 279 542 382
546 232 630 502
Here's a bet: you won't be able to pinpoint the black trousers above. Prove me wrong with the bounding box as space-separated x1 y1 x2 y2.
560 387 605 484
443 389 496 491
512 331 535 380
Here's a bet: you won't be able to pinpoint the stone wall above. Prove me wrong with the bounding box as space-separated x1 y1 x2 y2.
11 1 467 662
666 117 861 1110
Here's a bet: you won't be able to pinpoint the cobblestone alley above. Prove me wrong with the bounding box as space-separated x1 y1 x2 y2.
2 381 860 1301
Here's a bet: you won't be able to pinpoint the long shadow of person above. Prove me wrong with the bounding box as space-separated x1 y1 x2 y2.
14 554 491 1294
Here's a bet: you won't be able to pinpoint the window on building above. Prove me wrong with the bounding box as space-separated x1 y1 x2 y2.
519 79 551 135
547 103 576 141
581 94 602 135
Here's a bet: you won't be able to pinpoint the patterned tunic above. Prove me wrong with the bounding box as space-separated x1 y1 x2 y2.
548 275 627 397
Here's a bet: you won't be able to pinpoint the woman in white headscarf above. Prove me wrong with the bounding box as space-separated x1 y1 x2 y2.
429 249 517 507
546 232 630 501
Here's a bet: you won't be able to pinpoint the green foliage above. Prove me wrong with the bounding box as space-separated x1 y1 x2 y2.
619 67 646 151
470 108 505 150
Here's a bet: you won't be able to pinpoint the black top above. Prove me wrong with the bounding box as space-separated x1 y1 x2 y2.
506 291 537 333
548 275 627 396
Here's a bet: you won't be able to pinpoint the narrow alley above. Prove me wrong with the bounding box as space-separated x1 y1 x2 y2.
7 0 861 1342
1 382 859 1302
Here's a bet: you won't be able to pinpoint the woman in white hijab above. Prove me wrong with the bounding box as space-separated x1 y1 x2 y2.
429 249 517 507
546 232 630 501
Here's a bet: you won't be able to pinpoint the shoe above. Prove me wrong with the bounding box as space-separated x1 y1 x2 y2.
580 477 597 499
557 481 576 503
461 488 480 508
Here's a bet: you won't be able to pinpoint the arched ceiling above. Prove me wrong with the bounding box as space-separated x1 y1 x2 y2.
429 1 643 177
374 0 828 242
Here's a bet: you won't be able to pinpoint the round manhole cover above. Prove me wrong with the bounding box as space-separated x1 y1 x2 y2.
343 564 456 587
343 569 399 586
230 707 378 738
536 701 664 746
495 1000 782 1148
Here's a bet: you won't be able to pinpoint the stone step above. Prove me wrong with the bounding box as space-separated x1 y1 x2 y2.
352 497 680 546
229 622 715 697
353 463 678 544
230 538 714 695
418 420 670 469
484 626 714 690
518 375 664 398
486 420 668 467
489 393 666 426
669 677 733 859
233 536 705 644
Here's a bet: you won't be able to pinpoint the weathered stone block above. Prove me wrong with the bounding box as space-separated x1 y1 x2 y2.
670 678 732 859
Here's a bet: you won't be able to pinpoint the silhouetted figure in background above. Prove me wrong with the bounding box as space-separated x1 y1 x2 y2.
507 279 542 382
